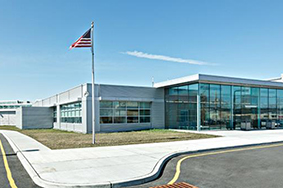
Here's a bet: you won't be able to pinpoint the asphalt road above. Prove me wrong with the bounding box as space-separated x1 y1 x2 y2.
0 133 41 188
130 143 283 188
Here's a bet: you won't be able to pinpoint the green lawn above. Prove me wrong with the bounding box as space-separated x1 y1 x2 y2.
0 126 218 149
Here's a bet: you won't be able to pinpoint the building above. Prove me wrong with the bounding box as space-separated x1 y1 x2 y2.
30 84 164 133
0 100 32 126
11 74 283 133
159 74 283 131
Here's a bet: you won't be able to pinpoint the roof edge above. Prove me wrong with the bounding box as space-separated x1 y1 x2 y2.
154 74 283 88
154 74 200 88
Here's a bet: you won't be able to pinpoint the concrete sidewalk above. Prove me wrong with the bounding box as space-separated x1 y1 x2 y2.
2 130 283 188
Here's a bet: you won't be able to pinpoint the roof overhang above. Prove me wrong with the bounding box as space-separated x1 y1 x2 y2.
154 74 283 89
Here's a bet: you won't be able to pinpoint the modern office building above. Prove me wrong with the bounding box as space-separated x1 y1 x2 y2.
159 74 283 131
0 100 32 126
11 74 283 133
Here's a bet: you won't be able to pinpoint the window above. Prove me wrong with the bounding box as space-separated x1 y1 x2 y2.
140 110 150 116
127 109 138 116
139 101 151 124
100 101 113 108
100 109 113 116
60 102 82 123
113 101 126 109
53 107 57 122
114 109 126 116
140 102 151 108
127 116 139 123
140 116 150 123
100 117 113 124
126 102 138 109
100 101 151 124
114 117 126 123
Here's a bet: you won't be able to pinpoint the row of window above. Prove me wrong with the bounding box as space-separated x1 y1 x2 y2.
53 101 151 124
100 109 150 116
100 101 151 124
53 102 83 123
60 103 82 110
100 101 151 109
61 117 82 123
0 105 32 109
100 116 151 124
61 110 82 117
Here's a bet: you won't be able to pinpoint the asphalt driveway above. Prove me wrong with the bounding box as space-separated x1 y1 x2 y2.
0 133 40 188
131 143 283 188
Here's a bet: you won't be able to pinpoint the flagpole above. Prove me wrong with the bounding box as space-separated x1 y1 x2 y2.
91 21 96 144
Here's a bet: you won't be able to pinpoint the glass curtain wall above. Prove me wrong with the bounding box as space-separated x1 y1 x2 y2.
177 86 189 129
200 83 231 130
166 83 283 130
165 86 179 129
209 84 221 129
251 87 260 128
200 84 210 129
277 90 283 127
240 87 259 129
188 84 198 128
269 89 277 128
165 84 198 130
260 88 268 128
233 86 241 129
221 85 232 129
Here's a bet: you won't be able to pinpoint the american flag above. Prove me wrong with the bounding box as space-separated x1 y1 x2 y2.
69 28 92 49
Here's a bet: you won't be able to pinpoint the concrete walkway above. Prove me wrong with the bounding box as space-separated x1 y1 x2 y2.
2 129 283 188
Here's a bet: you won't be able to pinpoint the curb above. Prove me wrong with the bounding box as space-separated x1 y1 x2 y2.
1 132 112 188
2 131 283 188
110 140 283 187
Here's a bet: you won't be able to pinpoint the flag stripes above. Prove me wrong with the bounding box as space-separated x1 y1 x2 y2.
70 28 92 49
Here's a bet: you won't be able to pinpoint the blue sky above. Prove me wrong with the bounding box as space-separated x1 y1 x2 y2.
1 0 283 101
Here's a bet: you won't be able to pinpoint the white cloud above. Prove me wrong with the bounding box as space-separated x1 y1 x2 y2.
123 51 215 65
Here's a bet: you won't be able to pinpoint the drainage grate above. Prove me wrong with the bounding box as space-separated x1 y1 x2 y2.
150 182 199 188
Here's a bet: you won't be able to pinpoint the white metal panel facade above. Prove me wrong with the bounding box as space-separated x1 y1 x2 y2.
96 84 165 133
32 83 165 133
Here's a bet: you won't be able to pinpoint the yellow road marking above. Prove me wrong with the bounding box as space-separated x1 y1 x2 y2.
0 139 17 188
168 142 283 185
